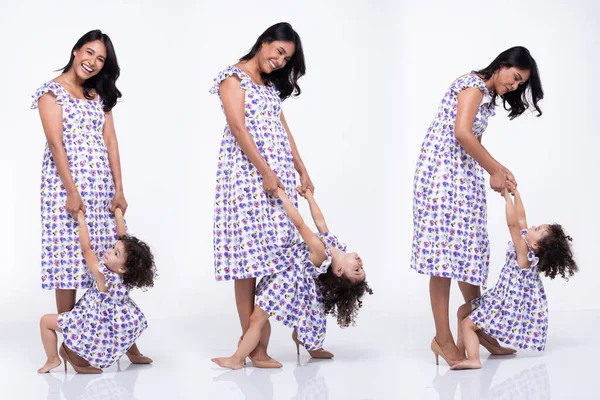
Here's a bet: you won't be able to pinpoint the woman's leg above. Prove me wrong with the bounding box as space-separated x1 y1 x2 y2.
55 289 76 313
430 276 462 361
38 314 62 373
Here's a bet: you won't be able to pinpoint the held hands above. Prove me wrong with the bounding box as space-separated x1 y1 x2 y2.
263 170 285 198
66 192 86 219
296 185 314 200
299 172 315 195
490 167 517 195
110 192 128 215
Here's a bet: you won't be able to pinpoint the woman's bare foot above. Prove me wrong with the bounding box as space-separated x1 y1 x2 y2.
38 357 61 373
450 359 482 370
211 357 245 370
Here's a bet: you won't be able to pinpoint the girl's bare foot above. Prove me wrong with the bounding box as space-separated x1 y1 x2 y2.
38 357 61 373
450 359 482 370
211 357 244 370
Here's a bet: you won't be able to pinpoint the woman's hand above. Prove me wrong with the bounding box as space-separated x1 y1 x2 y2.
262 170 285 198
110 192 128 215
66 192 86 219
299 171 315 196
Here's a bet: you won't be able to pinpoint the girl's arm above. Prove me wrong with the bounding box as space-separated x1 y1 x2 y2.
220 77 283 196
301 188 329 234
511 188 528 230
278 188 327 266
114 207 127 238
77 211 108 292
103 112 128 214
38 94 86 218
455 88 514 191
503 190 530 269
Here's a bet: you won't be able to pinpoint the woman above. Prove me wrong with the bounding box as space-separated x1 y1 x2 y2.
32 30 150 369
410 46 544 365
210 22 330 367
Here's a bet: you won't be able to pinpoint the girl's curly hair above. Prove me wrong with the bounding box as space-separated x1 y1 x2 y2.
536 224 578 280
119 236 157 289
318 268 373 328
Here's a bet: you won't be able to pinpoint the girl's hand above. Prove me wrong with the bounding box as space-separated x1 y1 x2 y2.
262 170 285 198
66 192 86 219
504 168 517 192
110 192 128 215
296 185 314 199
299 172 315 195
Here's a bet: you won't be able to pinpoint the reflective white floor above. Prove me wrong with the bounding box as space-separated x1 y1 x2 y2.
1 310 595 399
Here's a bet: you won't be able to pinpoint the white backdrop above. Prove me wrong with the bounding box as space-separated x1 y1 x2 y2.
0 0 598 329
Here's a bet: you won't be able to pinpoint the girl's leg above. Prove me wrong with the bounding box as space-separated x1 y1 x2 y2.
457 281 514 354
430 276 462 361
55 289 92 366
38 314 62 373
451 317 482 370
234 278 275 361
212 307 270 370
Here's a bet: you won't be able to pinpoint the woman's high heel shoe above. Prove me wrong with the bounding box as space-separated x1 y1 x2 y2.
59 343 102 374
430 337 461 367
126 350 153 364
237 337 282 368
476 331 517 355
292 331 334 359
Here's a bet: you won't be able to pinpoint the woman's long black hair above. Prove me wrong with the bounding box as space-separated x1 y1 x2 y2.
61 29 122 112
474 46 543 119
240 22 306 100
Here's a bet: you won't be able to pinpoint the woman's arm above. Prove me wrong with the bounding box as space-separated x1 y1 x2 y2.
103 111 128 214
220 77 283 196
281 112 314 193
455 88 510 192
278 189 327 265
38 94 85 218
77 211 108 291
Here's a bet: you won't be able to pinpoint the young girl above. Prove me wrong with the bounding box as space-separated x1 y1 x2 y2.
448 188 578 370
37 208 156 374
212 188 373 370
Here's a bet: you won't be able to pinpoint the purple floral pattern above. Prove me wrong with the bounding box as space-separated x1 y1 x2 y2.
470 230 548 351
410 75 496 289
57 262 148 368
255 232 346 350
32 81 119 290
210 66 298 281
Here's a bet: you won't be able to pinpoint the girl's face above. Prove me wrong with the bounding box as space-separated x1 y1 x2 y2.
72 40 107 81
493 66 530 95
102 240 127 274
525 225 551 251
257 40 295 74
333 252 366 283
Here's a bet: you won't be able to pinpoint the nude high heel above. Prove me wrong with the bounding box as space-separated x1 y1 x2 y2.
292 331 334 359
237 336 282 368
59 343 102 374
430 338 461 367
